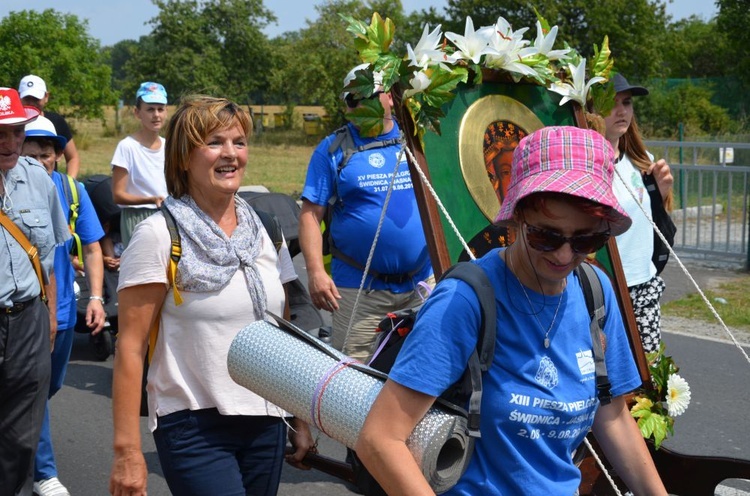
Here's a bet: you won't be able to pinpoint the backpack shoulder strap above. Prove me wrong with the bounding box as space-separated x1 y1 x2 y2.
440 261 497 436
63 174 83 261
441 262 496 369
327 125 354 174
576 262 612 405
254 208 283 254
327 124 403 175
147 205 182 363
160 205 183 305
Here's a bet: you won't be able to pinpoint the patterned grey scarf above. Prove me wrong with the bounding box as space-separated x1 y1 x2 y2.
163 195 267 321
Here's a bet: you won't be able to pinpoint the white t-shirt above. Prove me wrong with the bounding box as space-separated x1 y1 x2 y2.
111 135 168 209
613 153 657 286
118 212 297 431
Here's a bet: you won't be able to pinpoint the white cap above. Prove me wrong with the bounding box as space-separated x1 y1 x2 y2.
25 115 67 150
18 75 47 100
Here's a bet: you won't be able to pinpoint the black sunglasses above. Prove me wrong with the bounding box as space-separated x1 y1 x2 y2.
344 90 384 109
524 223 611 255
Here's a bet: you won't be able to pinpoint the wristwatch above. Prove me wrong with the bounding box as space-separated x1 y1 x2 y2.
89 295 105 303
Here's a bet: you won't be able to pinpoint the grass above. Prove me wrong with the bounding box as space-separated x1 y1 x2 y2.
69 106 319 197
662 275 750 331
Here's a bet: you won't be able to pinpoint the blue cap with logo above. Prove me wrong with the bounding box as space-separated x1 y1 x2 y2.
136 82 167 104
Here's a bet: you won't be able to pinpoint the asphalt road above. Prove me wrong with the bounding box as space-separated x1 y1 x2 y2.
48 255 750 495
53 331 359 496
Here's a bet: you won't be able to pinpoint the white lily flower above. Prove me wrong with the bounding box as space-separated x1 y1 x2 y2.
548 58 605 107
484 18 538 78
445 16 496 65
492 16 530 48
666 374 691 417
407 24 450 69
403 70 432 98
532 22 570 61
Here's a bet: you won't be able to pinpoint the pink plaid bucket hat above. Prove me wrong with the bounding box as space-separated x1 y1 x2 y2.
494 126 631 236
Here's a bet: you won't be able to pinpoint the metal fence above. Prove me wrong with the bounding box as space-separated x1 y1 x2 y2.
645 141 750 269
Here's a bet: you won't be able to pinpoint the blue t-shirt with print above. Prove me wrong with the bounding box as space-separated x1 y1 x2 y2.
389 248 642 495
301 122 432 292
52 172 105 330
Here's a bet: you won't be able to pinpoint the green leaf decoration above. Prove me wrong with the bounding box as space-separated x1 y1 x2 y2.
367 12 395 53
591 84 616 117
421 66 468 109
373 54 404 91
651 415 669 449
637 410 656 438
630 343 688 449
344 68 378 98
354 12 395 63
631 396 655 417
346 98 385 137
534 9 551 34
340 14 368 39
592 36 613 79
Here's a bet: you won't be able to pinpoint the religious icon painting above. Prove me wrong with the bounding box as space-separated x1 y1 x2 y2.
418 77 582 263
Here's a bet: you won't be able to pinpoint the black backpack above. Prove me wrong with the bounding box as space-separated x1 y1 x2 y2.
349 260 610 495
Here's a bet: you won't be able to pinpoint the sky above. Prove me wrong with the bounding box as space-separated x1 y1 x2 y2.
1 0 718 47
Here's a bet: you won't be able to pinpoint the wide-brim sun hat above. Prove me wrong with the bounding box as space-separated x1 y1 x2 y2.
0 87 40 126
25 115 68 150
494 126 632 236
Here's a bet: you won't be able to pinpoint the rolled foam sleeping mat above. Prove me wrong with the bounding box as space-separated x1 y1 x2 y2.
227 318 472 493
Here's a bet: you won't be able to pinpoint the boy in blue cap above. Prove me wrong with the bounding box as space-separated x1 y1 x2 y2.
111 82 169 247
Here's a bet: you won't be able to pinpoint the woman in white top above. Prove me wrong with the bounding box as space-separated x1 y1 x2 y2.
109 95 314 496
604 74 674 353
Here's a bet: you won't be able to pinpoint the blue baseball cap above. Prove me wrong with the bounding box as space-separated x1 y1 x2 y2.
136 82 167 104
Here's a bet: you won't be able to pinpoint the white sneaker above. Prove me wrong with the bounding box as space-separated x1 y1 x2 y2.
33 477 71 496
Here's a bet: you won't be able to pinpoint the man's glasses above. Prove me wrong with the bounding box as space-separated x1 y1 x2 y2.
524 223 611 255
344 90 384 109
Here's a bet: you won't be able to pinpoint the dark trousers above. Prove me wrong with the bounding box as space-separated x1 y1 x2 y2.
0 298 51 496
153 409 287 496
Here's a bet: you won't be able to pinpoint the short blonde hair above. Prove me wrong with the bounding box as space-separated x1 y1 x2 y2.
164 95 253 198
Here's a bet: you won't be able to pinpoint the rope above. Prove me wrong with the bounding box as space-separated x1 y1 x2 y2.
583 437 624 496
341 136 408 352
613 167 750 366
402 145 476 261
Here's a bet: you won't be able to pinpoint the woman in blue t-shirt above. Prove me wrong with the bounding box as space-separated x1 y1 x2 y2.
355 126 667 495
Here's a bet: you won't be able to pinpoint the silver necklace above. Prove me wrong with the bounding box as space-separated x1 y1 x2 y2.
507 249 564 348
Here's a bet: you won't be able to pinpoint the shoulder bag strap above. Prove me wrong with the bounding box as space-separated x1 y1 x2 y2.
0 210 46 302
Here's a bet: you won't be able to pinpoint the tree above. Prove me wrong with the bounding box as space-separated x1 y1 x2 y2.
716 0 750 117
662 17 726 78
268 0 406 129
636 82 733 138
0 9 115 119
122 0 276 105
432 0 670 82
102 39 141 100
